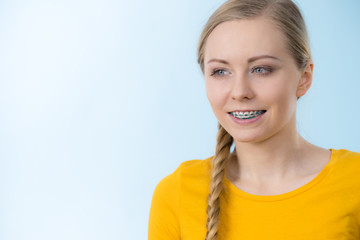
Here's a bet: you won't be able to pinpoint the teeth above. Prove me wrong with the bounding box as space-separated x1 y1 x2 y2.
231 110 265 120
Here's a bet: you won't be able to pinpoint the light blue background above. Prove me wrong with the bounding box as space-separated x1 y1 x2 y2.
0 0 359 239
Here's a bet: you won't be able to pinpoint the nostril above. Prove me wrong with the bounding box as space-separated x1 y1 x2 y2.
230 85 254 100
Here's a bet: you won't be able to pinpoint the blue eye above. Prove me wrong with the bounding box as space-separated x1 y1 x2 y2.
211 69 229 78
217 70 226 75
254 68 265 73
252 66 272 75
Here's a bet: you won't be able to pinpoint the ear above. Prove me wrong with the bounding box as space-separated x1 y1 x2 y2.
296 59 313 98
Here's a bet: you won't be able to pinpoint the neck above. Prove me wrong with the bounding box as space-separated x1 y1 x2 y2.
228 115 311 185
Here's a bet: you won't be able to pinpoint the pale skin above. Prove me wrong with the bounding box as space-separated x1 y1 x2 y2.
204 16 331 196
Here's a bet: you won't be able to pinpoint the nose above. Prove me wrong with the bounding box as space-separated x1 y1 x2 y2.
230 73 255 101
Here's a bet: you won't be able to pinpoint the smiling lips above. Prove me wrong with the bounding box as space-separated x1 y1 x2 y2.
230 110 266 120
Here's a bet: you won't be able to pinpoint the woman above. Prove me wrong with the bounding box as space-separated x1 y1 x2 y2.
149 0 360 239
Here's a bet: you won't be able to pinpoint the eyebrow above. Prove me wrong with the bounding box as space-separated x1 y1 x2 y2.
206 55 281 64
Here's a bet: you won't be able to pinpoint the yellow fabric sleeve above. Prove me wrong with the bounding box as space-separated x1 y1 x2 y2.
148 170 181 240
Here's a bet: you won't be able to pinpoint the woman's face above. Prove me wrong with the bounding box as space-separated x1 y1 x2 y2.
204 17 312 143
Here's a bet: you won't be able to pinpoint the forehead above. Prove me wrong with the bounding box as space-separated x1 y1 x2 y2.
204 17 290 64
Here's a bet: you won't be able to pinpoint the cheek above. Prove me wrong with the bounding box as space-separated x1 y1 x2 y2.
264 79 298 116
205 80 229 110
259 76 296 103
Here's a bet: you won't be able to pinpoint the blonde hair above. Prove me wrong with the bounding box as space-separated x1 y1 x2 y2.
198 0 312 239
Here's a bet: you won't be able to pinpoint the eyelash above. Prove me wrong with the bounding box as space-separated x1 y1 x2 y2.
210 66 273 78
251 66 273 76
210 69 229 78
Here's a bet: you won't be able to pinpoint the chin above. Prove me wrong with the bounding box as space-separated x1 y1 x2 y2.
234 138 264 144
231 125 287 145
231 133 267 144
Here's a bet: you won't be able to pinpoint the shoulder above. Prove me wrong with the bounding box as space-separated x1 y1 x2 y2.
149 157 212 239
175 157 213 177
330 148 360 177
332 148 360 165
155 157 213 192
336 148 360 157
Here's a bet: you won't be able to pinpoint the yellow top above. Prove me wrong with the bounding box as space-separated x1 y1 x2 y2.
149 149 360 240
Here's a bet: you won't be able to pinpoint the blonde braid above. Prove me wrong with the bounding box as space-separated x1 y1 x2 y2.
206 123 233 240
